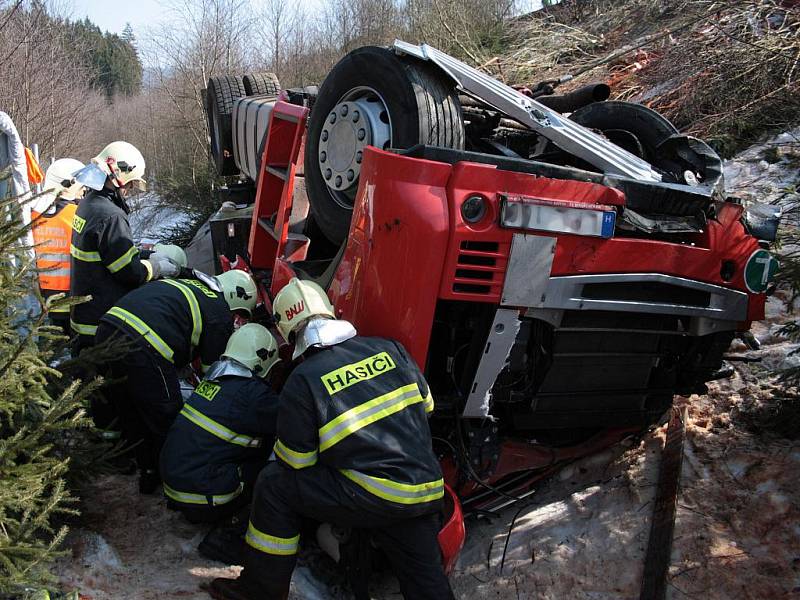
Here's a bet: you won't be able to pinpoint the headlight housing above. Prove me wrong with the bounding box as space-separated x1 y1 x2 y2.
461 195 487 224
500 194 616 238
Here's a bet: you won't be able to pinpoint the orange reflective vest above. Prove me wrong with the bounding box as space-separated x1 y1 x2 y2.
31 202 76 293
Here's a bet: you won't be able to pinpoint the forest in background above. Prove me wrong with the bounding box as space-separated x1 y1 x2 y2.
0 0 531 244
3 0 797 243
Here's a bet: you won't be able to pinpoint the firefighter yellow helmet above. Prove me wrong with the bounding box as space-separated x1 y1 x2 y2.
44 158 85 201
222 323 279 378
94 141 146 190
272 277 335 341
152 243 187 268
215 269 258 315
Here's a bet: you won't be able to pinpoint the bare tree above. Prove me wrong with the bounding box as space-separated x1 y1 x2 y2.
0 0 106 163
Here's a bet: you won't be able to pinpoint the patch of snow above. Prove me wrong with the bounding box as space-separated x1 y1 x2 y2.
127 193 192 246
724 127 800 205
78 533 123 571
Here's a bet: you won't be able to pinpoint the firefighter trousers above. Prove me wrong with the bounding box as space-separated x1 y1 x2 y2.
241 462 455 600
96 323 183 473
168 458 266 524
71 331 119 431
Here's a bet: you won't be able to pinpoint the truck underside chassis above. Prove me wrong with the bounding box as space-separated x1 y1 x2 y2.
203 42 779 511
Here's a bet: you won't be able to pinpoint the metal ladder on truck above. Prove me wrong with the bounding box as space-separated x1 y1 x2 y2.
247 100 310 296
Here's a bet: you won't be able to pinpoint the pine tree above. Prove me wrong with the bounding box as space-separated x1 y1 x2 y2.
121 23 136 48
0 169 96 595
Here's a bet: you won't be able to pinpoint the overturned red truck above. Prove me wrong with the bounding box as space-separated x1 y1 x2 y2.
200 42 779 569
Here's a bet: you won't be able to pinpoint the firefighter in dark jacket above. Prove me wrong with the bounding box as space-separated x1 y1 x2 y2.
160 322 281 561
69 141 179 350
96 268 259 493
210 278 454 600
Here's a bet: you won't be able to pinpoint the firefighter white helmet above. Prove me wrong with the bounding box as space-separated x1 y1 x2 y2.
152 243 187 269
93 141 146 190
272 277 335 342
222 323 279 378
215 269 258 316
44 158 85 201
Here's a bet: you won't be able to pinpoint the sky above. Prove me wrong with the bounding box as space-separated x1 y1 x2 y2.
67 0 327 37
67 0 169 36
68 0 546 37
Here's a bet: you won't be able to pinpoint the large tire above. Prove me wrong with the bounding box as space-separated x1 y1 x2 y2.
305 46 464 244
207 75 246 176
571 101 722 189
570 101 679 162
243 73 281 96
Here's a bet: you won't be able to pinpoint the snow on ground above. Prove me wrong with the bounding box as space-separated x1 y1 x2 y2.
56 135 800 598
126 193 191 246
55 475 332 600
724 127 800 205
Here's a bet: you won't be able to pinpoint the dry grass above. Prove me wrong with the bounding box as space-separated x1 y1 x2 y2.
495 0 800 156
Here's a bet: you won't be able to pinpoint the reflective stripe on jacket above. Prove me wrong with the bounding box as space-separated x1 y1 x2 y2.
32 202 76 292
274 336 443 512
160 364 279 506
100 278 233 368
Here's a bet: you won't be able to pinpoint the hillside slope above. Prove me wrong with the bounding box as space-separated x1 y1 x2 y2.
495 0 799 155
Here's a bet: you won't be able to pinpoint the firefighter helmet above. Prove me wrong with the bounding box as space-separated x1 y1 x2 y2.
222 323 279 378
93 141 146 190
152 243 187 269
215 269 258 316
44 158 85 201
272 277 335 341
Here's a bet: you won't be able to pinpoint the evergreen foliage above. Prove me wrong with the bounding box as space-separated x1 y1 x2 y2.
0 171 96 593
60 18 143 98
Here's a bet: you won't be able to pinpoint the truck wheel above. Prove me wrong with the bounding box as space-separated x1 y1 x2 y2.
243 73 281 96
207 75 246 176
305 46 464 244
570 101 678 162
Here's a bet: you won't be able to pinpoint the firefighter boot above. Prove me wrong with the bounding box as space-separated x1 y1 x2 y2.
209 577 288 600
198 525 245 565
138 468 160 494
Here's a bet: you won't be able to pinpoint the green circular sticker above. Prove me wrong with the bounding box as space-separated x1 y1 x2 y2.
744 249 779 293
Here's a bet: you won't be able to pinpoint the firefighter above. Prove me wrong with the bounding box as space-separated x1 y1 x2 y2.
95 269 259 493
160 322 281 563
209 278 454 600
69 141 178 351
30 158 85 333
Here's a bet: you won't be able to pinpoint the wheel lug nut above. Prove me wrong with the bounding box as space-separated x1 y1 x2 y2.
329 113 336 124
324 169 332 180
320 151 327 162
321 130 328 142
352 111 360 122
340 105 348 116
347 170 355 182
335 175 343 187
357 129 366 141
356 151 363 163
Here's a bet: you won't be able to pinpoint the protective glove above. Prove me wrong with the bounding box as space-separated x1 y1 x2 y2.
144 254 180 280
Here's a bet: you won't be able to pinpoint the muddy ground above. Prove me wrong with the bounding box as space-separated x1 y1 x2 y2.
55 297 799 600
